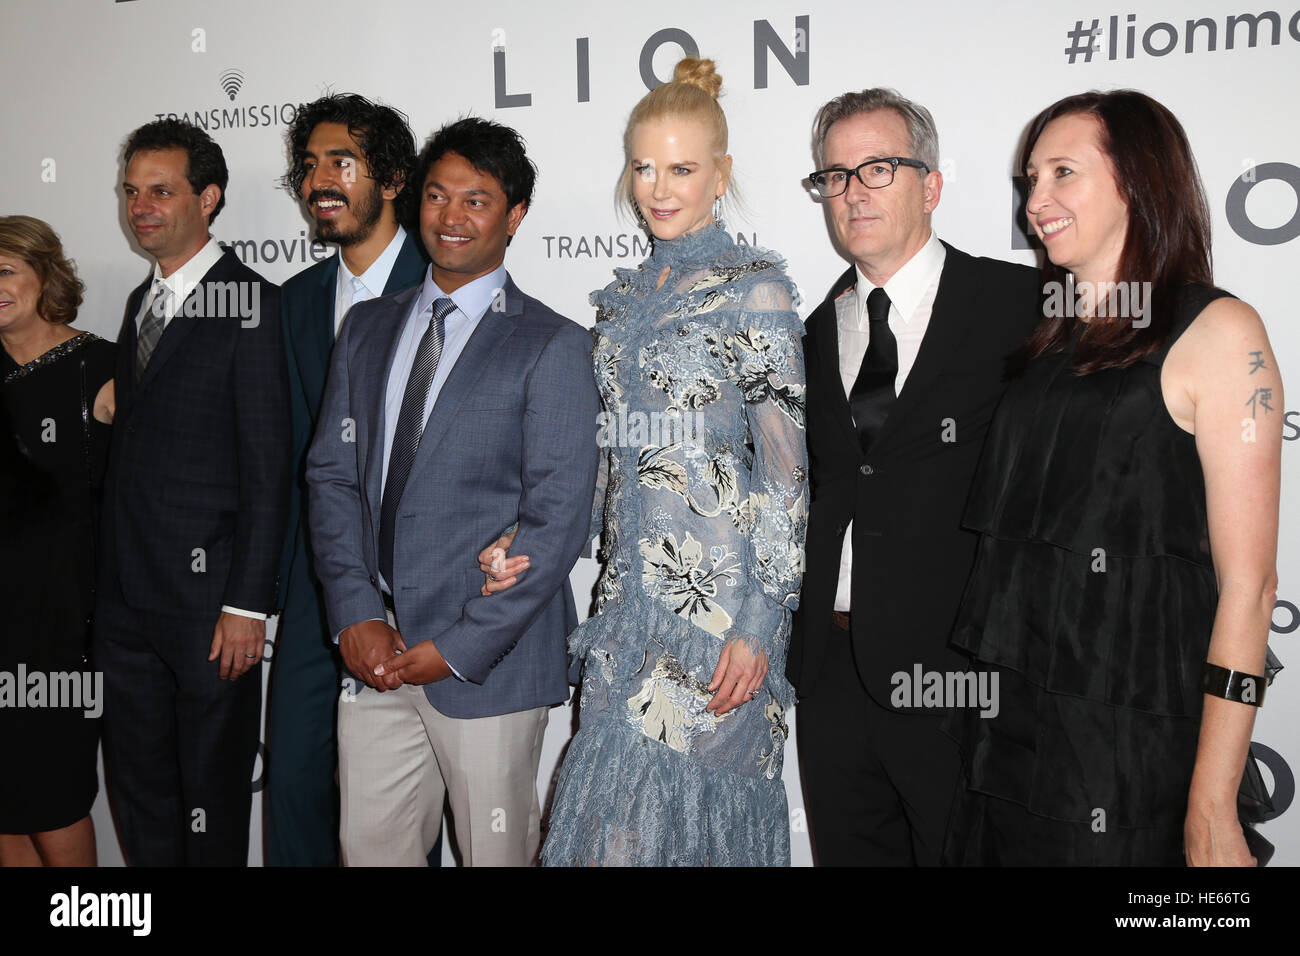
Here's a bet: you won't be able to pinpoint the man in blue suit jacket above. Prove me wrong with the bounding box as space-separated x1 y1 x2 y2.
306 117 599 866
268 93 432 867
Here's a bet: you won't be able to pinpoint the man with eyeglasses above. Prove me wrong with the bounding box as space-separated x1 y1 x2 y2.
788 89 1040 865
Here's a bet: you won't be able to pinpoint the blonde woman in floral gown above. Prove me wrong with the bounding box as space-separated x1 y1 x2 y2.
486 58 807 865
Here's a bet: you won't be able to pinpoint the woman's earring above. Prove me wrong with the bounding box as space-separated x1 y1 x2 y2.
713 197 723 228
633 202 648 228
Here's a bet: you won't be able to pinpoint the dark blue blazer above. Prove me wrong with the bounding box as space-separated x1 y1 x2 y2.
278 231 428 602
102 247 290 616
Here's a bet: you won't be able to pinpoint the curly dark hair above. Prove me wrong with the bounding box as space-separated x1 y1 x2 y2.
123 118 229 223
0 216 85 325
415 117 536 212
282 93 418 227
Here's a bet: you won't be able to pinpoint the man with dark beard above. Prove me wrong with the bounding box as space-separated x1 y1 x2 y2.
269 93 429 866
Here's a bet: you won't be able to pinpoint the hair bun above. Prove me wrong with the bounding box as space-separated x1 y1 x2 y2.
673 57 722 99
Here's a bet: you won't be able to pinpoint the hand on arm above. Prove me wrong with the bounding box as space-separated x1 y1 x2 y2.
477 442 610 598
1166 297 1282 866
477 529 529 595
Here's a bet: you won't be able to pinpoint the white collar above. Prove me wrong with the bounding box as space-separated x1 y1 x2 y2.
337 224 408 299
853 231 945 325
151 236 225 304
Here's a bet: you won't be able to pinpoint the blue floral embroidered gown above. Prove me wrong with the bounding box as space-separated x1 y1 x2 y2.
541 224 808 866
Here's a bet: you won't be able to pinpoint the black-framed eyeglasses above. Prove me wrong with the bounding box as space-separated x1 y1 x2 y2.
808 157 931 198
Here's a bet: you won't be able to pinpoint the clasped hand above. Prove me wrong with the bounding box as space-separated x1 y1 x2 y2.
341 618 454 688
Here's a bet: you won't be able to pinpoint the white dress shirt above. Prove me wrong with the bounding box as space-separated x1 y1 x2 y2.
378 262 507 504
135 237 266 622
834 231 947 613
135 236 225 330
333 225 408 338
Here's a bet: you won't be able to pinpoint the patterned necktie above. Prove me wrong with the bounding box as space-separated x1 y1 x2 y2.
135 279 170 383
848 287 897 452
379 296 457 587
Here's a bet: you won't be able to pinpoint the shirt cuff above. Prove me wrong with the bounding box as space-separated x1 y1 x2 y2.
222 605 268 621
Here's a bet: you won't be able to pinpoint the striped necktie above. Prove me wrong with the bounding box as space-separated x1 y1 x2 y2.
135 279 170 383
379 295 457 587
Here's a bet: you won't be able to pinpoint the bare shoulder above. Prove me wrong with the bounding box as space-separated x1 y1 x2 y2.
1172 295 1269 356
1163 294 1282 433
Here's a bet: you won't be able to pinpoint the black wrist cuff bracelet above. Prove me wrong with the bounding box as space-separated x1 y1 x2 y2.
1201 663 1267 707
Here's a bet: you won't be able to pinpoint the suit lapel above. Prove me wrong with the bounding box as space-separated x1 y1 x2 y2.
299 256 338 412
134 253 240 394
115 276 151 418
812 266 859 449
407 285 517 476
870 242 976 452
359 285 421 515
384 232 428 295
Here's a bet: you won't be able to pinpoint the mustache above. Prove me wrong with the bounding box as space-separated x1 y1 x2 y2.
307 189 348 207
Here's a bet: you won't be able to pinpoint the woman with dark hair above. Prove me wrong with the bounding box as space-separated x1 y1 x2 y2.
944 90 1282 866
0 215 114 866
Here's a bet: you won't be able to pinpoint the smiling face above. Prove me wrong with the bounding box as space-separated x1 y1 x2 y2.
419 151 526 294
0 252 43 335
822 108 941 285
1024 112 1129 286
629 116 731 241
123 147 218 276
299 121 392 248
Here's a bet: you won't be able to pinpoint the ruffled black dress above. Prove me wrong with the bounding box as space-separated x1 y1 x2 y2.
944 286 1230 865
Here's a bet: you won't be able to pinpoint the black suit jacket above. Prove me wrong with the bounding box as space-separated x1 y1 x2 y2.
787 242 1040 707
277 231 428 598
102 246 290 618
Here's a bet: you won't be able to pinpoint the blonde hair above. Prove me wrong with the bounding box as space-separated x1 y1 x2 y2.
618 57 734 217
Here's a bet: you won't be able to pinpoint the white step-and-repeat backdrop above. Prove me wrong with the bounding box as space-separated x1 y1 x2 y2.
3 0 1296 866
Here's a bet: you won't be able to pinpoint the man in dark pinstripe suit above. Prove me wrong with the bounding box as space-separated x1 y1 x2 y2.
96 119 290 866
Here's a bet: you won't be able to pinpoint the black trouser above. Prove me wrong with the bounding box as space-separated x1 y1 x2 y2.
797 622 962 866
95 595 260 866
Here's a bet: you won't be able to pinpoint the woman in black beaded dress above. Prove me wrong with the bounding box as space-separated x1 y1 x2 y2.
0 216 115 866
944 92 1282 866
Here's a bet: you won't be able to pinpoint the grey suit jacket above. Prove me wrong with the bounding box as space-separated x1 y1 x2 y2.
305 273 600 718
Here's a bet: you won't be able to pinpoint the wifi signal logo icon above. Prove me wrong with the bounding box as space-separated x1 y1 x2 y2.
219 69 245 102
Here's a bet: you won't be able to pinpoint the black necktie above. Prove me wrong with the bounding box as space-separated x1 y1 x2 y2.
379 296 456 587
848 287 896 452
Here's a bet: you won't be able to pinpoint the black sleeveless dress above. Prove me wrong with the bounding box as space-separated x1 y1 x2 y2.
943 286 1230 866
1 331 115 833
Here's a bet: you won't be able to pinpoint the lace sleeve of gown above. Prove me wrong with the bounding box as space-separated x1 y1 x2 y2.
726 279 808 668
